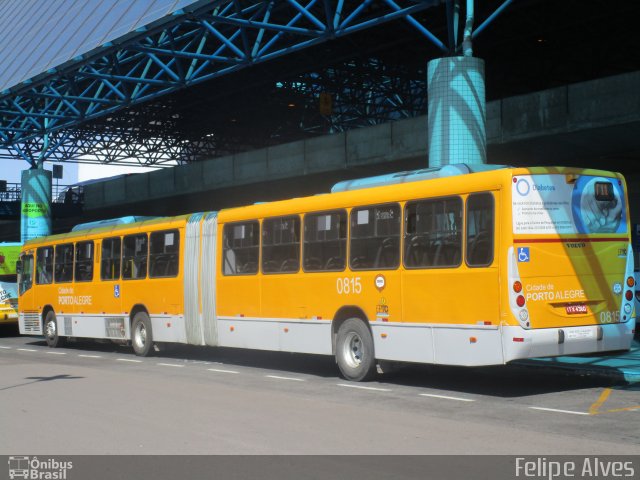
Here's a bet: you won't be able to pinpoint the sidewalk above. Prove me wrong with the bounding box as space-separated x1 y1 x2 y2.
519 339 640 383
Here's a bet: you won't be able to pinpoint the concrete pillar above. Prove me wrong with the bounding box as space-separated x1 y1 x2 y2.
427 56 486 166
20 167 52 243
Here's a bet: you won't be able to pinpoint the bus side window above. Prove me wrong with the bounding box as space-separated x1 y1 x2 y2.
404 197 462 268
101 237 121 281
303 210 347 272
149 230 180 278
222 221 259 275
54 243 74 283
466 193 494 267
18 255 34 295
123 234 148 280
350 204 400 270
262 216 301 274
36 246 53 285
75 241 94 282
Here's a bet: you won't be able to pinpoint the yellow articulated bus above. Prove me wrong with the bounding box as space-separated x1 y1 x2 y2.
0 242 21 324
17 165 635 380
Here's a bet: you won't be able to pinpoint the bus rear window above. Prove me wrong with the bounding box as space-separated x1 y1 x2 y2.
512 174 626 234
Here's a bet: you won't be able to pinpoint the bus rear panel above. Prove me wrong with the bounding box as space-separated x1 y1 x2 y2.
504 170 634 361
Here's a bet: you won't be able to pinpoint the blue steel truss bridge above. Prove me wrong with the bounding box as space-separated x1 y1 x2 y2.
1 0 637 168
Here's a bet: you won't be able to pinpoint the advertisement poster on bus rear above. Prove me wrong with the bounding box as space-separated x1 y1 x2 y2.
512 174 626 235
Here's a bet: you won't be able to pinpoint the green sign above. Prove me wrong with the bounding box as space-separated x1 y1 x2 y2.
0 244 21 275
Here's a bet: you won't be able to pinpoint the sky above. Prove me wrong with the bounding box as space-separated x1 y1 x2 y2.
1 159 157 186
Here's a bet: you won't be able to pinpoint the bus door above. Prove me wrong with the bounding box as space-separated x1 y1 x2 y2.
94 238 125 338
259 215 310 327
17 251 37 333
402 193 500 330
346 204 403 326
218 219 261 319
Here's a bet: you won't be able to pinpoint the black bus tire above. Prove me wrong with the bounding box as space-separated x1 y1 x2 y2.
131 312 154 357
44 310 65 348
335 318 376 382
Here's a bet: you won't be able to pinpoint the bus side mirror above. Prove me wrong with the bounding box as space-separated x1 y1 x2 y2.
16 260 22 275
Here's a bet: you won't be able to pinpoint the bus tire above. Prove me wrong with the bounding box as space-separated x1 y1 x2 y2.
336 318 376 382
131 312 153 357
44 311 65 348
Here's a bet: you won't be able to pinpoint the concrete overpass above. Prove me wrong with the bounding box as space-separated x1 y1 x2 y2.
80 70 640 221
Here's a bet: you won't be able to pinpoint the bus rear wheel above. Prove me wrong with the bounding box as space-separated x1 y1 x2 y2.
336 318 376 382
44 311 65 348
131 312 153 357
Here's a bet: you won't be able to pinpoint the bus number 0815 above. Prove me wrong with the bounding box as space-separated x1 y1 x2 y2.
336 277 362 295
599 310 620 324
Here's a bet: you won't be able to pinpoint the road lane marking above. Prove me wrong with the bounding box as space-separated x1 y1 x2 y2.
78 354 102 358
157 363 184 368
207 368 239 374
529 407 589 416
589 387 640 415
596 405 640 414
589 388 612 415
336 383 391 392
46 351 67 355
266 375 305 382
117 358 142 363
17 348 37 352
419 393 475 402
0 346 12 349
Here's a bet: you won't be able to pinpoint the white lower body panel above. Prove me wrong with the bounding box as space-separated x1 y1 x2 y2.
371 319 636 366
217 316 332 355
20 309 635 367
20 312 187 343
502 320 636 362
150 315 187 343
371 322 504 366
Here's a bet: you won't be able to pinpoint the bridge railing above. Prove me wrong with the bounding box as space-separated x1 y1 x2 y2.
0 183 77 204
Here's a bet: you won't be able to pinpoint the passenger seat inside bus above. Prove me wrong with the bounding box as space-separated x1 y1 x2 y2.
467 231 491 265
375 237 398 268
406 235 429 266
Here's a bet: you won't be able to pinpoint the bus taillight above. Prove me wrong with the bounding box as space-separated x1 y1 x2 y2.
516 295 525 307
513 281 522 293
625 290 633 301
626 276 635 288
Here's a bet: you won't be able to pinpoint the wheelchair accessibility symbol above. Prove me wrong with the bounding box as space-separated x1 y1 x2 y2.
114 284 120 298
517 247 530 263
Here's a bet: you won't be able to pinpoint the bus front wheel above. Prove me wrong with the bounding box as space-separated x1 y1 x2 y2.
131 312 154 357
44 311 65 348
336 318 376 382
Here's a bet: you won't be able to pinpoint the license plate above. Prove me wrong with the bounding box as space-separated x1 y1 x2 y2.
565 304 588 314
565 326 594 340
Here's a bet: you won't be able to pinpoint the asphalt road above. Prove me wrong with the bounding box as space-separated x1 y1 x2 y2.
1 326 639 455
